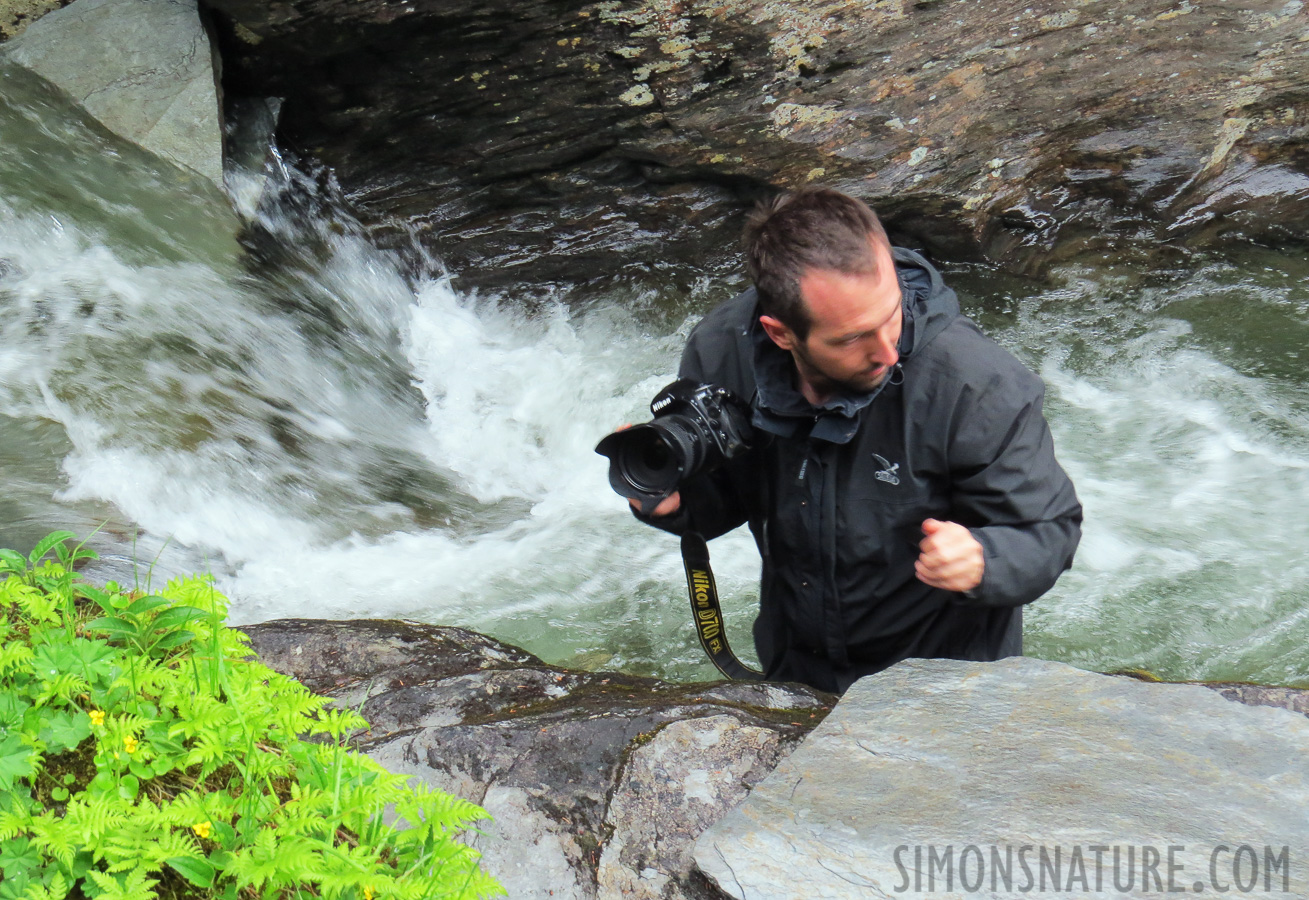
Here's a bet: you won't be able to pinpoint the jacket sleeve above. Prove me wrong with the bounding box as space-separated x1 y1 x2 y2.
631 466 755 541
949 373 1083 607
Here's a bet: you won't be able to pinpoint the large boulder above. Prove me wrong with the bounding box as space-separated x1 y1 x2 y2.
1 0 224 185
243 618 833 900
199 0 1309 288
693 656 1309 900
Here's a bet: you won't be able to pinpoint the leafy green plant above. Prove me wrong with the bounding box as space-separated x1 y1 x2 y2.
0 532 502 900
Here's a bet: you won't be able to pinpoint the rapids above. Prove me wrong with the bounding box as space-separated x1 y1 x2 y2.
2 60 1306 686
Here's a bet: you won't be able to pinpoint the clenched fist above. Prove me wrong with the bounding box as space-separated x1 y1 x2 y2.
915 518 984 593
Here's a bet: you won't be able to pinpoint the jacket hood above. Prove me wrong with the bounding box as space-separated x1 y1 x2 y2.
893 246 960 360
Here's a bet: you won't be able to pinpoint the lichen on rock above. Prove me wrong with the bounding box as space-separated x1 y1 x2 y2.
199 0 1309 287
0 0 68 40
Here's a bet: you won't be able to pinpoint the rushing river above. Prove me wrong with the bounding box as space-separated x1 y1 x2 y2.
2 61 1307 687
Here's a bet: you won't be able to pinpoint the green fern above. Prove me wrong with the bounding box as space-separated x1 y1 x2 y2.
0 640 35 677
85 867 159 900
1 532 503 900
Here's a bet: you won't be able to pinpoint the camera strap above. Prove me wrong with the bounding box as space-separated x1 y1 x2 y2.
681 532 764 681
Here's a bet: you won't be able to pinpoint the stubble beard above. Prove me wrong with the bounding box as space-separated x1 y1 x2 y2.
790 342 890 402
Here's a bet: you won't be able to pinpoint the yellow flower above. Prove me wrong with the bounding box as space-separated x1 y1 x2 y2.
192 822 212 839
89 710 105 726
123 735 138 754
363 887 375 900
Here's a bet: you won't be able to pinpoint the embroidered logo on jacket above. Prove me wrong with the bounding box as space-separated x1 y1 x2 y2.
872 454 901 486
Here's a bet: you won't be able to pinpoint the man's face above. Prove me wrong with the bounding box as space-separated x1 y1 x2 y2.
761 242 903 403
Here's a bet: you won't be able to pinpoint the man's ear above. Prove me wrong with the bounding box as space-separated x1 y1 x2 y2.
760 315 798 351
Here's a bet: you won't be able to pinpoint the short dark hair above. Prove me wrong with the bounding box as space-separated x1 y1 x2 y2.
743 187 890 340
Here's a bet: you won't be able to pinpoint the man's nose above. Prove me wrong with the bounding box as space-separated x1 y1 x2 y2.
871 331 898 364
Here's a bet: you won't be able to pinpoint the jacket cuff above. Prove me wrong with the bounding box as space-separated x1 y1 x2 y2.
962 527 993 602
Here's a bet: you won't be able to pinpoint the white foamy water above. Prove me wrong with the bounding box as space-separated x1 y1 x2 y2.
217 276 767 676
1 60 1306 684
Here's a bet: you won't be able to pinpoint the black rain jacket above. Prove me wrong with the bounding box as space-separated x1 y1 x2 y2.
642 248 1082 692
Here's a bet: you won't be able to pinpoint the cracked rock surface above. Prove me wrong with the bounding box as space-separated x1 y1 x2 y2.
244 618 833 900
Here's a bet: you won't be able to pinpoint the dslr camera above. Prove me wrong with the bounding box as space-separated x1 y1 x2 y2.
596 380 753 514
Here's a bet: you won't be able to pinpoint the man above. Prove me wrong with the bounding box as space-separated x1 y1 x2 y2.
633 187 1082 694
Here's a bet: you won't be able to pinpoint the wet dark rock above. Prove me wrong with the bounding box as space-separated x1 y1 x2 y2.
1115 669 1309 718
1199 681 1309 717
242 618 542 694
199 0 1309 288
243 618 832 900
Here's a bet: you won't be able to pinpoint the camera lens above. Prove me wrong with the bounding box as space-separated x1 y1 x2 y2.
622 431 678 494
596 415 708 502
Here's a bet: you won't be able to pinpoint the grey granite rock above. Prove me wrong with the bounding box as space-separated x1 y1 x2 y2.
243 618 832 900
694 657 1309 900
598 715 788 900
1 0 222 184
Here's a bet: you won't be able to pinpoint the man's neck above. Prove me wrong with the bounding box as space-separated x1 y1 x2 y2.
792 359 833 408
